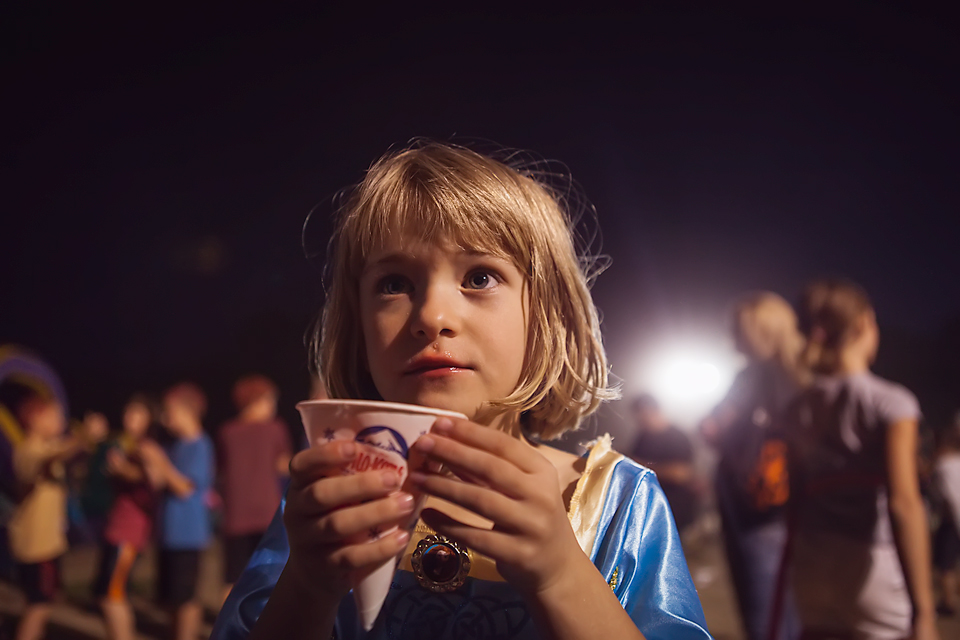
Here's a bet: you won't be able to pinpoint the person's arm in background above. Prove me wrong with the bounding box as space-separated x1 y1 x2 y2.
145 442 195 498
106 447 146 483
274 420 293 478
886 418 939 640
138 440 175 490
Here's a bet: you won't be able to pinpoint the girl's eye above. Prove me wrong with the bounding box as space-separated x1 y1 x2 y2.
464 271 498 290
378 276 411 296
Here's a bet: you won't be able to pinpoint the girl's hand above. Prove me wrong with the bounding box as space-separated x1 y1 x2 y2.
410 418 586 597
283 440 416 601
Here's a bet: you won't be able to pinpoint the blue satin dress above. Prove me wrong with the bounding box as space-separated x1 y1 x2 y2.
211 436 712 640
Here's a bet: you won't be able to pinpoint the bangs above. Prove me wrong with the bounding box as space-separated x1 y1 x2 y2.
340 146 540 278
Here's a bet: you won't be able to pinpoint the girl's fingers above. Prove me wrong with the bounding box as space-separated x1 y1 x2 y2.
289 441 358 488
429 418 544 474
409 472 520 527
306 491 416 543
292 470 402 515
413 432 527 496
419 508 516 561
324 529 411 572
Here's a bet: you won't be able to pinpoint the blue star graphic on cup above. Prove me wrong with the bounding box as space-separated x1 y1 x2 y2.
323 427 336 441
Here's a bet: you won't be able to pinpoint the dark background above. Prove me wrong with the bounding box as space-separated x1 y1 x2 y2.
3 4 958 435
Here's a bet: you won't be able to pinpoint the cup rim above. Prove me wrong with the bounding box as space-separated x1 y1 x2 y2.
295 399 467 420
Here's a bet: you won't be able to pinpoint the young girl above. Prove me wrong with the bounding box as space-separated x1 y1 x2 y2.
784 279 938 640
701 292 804 640
211 142 712 640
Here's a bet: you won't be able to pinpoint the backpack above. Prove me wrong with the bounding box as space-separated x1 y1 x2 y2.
718 368 791 525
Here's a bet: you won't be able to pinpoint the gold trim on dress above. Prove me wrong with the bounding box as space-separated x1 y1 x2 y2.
568 434 624 557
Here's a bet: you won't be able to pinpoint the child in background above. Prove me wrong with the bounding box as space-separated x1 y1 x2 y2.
94 394 166 640
8 395 98 640
784 279 938 640
157 383 215 640
217 375 292 602
70 411 110 544
213 142 712 640
933 414 960 616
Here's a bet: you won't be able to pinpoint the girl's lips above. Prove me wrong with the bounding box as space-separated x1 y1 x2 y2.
402 356 471 376
407 366 471 379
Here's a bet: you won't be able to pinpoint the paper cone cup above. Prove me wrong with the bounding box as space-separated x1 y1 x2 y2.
296 399 466 631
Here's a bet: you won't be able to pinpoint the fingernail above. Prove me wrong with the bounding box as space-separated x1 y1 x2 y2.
382 471 399 487
408 471 426 485
395 492 415 512
432 418 453 434
396 530 410 546
341 442 356 457
415 435 435 452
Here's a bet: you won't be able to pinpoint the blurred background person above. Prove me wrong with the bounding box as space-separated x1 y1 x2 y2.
8 395 100 640
80 411 117 547
784 279 937 640
67 411 109 545
628 393 698 535
156 383 215 640
700 291 805 640
216 375 291 603
933 413 960 616
94 394 165 640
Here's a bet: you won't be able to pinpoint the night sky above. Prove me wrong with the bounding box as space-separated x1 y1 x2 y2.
3 5 959 433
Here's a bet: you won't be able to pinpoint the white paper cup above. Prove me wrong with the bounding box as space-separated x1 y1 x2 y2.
296 399 467 631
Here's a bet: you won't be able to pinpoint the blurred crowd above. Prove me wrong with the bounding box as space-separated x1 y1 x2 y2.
625 279 959 640
0 374 324 640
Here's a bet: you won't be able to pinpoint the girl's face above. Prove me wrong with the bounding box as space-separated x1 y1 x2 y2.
359 238 528 421
123 402 150 439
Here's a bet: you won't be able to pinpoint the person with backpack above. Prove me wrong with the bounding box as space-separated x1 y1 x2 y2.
701 291 806 640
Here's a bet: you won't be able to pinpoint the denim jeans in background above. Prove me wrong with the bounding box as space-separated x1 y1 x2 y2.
717 474 799 640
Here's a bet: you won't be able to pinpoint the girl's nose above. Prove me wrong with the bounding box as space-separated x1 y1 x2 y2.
409 284 460 340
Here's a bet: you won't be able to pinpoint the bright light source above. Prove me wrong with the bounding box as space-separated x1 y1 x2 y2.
629 340 741 428
659 360 722 400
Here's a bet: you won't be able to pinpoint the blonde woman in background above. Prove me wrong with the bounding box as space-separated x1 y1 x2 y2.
701 292 805 640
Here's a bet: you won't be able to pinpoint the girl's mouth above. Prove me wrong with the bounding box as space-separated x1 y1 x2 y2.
403 356 472 377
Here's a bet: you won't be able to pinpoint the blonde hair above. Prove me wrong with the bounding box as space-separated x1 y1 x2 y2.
734 291 808 386
316 141 617 439
797 278 874 375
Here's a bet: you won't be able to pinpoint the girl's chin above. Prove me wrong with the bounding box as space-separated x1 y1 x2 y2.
389 393 477 420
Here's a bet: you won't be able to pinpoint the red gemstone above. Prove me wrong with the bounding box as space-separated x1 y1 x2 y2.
421 543 460 583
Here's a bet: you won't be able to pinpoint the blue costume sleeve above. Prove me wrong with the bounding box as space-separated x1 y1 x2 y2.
211 496 290 640
591 460 712 640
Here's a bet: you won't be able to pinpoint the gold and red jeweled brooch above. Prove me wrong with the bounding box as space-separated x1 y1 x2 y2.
410 534 471 592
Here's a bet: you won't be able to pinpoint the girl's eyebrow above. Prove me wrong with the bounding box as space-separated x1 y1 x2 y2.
362 252 415 273
362 248 511 275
